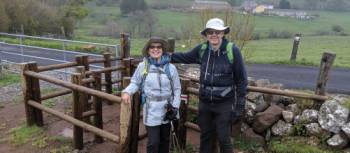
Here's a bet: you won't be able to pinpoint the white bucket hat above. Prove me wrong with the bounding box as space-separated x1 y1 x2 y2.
201 18 230 36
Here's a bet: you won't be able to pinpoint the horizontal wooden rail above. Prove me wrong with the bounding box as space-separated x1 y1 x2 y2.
41 89 72 100
82 110 96 118
110 57 122 61
88 58 105 64
37 62 78 72
102 79 122 85
82 78 95 84
28 100 119 143
186 86 328 101
247 86 328 101
184 121 200 132
138 132 147 140
24 71 121 104
85 66 125 76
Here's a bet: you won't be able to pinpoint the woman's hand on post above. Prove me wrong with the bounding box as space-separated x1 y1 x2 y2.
121 92 131 104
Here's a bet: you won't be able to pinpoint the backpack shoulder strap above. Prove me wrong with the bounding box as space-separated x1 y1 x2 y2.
164 63 174 99
198 43 208 60
226 42 235 64
140 59 150 92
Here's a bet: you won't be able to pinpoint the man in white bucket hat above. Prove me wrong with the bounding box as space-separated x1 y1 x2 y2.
171 18 248 153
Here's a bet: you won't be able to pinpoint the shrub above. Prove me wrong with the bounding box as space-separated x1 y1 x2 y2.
332 25 344 33
268 29 293 39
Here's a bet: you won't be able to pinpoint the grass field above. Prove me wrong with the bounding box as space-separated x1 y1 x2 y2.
246 35 350 67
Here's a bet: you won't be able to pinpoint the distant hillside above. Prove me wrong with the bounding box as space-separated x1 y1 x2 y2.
252 0 350 11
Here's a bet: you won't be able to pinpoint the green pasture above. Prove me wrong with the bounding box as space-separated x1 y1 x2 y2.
246 35 350 68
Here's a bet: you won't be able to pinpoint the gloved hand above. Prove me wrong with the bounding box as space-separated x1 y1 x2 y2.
163 104 178 121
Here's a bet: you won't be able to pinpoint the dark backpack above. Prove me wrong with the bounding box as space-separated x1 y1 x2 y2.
198 42 235 63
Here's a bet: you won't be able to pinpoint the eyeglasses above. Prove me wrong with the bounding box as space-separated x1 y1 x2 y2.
206 30 223 35
149 45 162 49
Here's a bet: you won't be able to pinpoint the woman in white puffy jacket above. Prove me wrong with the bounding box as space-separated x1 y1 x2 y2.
121 37 181 153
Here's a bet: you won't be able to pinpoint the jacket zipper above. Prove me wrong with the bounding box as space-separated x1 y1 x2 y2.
210 51 216 103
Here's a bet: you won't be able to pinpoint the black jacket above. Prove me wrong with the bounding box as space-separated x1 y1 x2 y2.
171 38 247 113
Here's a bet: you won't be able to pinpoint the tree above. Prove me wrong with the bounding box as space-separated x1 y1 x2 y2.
120 0 148 15
279 0 291 9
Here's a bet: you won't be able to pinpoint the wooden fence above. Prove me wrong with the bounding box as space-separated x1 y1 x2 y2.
20 34 335 153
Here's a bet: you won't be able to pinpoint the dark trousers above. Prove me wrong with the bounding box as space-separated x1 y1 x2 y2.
198 101 233 153
146 123 171 153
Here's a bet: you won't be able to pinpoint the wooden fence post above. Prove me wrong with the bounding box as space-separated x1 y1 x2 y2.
168 37 175 54
103 52 113 105
290 34 301 61
130 92 141 153
120 33 130 58
72 73 84 149
313 52 336 109
92 72 103 143
21 62 43 126
178 78 190 149
75 66 89 123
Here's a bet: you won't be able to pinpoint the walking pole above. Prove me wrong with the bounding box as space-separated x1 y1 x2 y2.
170 120 183 153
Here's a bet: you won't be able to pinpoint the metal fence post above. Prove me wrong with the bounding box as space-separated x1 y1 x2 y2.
20 25 24 62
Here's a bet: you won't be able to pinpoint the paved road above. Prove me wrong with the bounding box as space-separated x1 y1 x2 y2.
1 43 349 94
247 64 350 94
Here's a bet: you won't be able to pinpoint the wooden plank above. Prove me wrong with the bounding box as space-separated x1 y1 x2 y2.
28 100 119 143
93 73 104 143
313 52 336 109
72 73 84 149
24 71 122 104
103 53 113 105
119 77 132 153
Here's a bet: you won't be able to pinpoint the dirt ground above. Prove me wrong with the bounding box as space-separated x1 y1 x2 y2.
0 90 202 153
